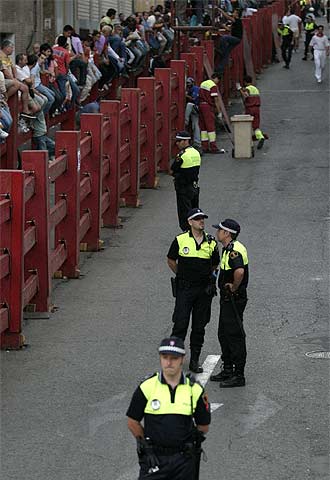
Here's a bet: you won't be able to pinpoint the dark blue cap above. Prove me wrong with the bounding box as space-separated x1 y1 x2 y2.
212 218 240 234
175 131 191 141
159 337 185 356
187 208 208 220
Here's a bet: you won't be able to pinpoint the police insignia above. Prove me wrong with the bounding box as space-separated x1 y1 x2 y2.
151 399 161 410
230 251 239 259
183 247 190 254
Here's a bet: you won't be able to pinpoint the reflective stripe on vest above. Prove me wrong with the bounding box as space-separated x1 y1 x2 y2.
278 26 291 36
220 240 248 271
177 231 217 259
180 147 201 169
200 79 216 91
141 373 203 416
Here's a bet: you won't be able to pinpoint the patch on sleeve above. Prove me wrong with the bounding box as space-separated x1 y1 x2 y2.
202 393 209 411
230 251 239 259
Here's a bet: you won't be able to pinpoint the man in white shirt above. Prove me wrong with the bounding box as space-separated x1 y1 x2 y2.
282 10 302 50
309 25 330 83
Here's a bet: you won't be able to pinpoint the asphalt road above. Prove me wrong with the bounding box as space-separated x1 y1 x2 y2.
1 35 329 480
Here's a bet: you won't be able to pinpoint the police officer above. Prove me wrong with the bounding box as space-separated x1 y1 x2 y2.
302 14 317 60
126 337 211 480
167 208 220 373
171 131 201 231
210 219 249 388
277 21 294 69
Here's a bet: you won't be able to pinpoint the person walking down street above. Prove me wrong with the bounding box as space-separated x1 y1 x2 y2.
237 75 266 150
277 21 294 69
167 208 220 373
309 25 329 83
302 14 318 60
210 219 249 388
199 72 222 154
126 336 211 480
170 131 201 232
185 77 201 153
282 8 302 51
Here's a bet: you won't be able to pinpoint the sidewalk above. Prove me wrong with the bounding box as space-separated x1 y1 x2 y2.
1 34 329 480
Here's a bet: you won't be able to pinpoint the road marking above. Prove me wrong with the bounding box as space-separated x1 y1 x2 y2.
196 354 224 413
240 393 282 435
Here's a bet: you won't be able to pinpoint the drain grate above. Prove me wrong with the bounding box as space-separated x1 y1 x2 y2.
305 351 330 359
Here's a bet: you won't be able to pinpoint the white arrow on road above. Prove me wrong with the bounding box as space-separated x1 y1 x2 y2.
196 354 224 413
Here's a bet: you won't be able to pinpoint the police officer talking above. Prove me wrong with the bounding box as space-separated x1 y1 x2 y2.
126 337 211 480
171 131 201 231
167 208 220 373
210 219 249 387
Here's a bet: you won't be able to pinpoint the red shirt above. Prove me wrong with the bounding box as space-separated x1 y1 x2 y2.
52 46 70 75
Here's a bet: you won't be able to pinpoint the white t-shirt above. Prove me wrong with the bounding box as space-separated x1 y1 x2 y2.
309 34 330 51
282 14 301 32
15 64 31 82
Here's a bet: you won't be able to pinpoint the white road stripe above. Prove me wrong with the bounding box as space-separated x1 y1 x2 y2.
196 354 224 413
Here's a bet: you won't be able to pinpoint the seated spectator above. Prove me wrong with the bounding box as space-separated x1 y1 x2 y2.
100 8 117 28
162 14 175 52
53 35 80 108
123 18 147 69
0 66 12 140
56 25 87 86
149 54 166 75
119 13 126 24
32 43 40 55
0 39 36 119
27 54 56 114
39 43 65 114
91 30 116 89
78 36 102 102
15 53 45 111
102 25 127 76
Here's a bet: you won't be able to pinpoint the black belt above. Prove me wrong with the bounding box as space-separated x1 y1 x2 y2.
153 445 185 456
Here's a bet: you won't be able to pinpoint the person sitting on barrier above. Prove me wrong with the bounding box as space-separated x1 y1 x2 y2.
39 44 66 114
198 72 222 154
216 8 243 73
237 75 266 150
91 30 116 90
0 68 12 140
100 8 117 29
185 77 202 154
53 36 80 107
27 54 56 115
0 40 37 120
123 17 147 69
55 25 88 87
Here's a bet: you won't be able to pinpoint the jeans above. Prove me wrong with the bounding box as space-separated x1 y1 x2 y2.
36 84 55 113
217 35 242 73
69 58 88 86
0 106 13 131
185 103 201 146
56 74 80 105
33 135 55 157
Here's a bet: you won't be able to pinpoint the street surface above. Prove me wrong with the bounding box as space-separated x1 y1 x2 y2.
1 32 329 480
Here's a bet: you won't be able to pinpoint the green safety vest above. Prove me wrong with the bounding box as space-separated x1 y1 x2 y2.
177 231 217 259
300 0 306 6
277 26 292 37
246 85 260 96
220 240 248 271
180 146 201 169
200 79 216 91
140 373 203 416
305 22 315 31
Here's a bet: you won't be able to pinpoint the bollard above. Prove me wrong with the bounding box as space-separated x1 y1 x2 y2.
230 115 254 159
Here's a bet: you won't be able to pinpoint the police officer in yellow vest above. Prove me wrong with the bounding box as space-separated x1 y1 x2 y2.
126 337 211 480
210 219 249 388
171 131 201 231
167 208 220 373
302 15 317 60
277 21 294 69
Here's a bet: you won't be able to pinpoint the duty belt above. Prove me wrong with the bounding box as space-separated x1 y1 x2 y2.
153 445 186 455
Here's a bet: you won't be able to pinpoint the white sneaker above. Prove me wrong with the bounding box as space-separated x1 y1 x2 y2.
0 128 9 139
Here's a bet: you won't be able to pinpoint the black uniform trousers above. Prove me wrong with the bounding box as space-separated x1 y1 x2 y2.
218 296 247 373
172 283 212 355
304 32 314 57
139 453 193 479
281 39 293 66
176 184 199 231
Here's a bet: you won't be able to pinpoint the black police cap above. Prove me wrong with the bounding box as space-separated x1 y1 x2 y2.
175 131 191 141
159 337 185 356
212 218 240 235
187 207 208 221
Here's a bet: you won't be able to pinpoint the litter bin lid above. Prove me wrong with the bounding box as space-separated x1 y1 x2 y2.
230 115 254 122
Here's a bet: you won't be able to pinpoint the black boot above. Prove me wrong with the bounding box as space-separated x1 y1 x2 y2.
220 372 245 388
189 352 203 373
210 366 233 382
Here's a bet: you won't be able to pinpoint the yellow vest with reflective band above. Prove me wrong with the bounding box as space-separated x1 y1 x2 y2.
220 240 248 271
200 79 216 91
141 373 203 416
300 0 306 5
305 22 315 31
278 26 291 36
246 85 260 96
177 231 217 259
180 146 201 169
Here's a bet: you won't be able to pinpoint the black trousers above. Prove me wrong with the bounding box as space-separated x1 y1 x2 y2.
69 58 87 86
139 453 193 479
218 296 247 373
281 41 293 66
304 33 314 57
171 284 213 355
176 184 199 231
